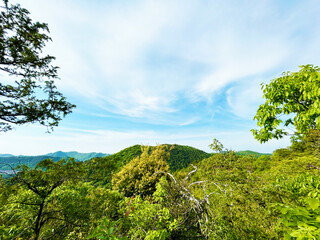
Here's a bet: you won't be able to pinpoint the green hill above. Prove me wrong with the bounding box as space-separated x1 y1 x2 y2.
235 150 271 157
166 144 212 171
84 144 211 185
88 144 212 172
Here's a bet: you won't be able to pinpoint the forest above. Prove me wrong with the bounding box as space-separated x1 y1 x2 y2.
1 1 320 239
0 132 320 239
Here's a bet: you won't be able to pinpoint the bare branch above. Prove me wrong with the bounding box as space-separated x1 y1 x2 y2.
307 164 320 170
184 164 197 181
188 180 207 188
153 171 177 185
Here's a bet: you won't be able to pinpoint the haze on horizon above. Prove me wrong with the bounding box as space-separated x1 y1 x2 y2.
1 0 320 155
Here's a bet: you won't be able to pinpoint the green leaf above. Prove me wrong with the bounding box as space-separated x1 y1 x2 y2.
307 198 320 210
281 207 288 214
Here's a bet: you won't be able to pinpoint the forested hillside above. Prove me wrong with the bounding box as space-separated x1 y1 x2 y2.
83 144 212 186
1 133 320 239
89 144 212 171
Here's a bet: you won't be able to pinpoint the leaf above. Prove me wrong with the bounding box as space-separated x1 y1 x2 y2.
307 198 320 210
280 207 288 214
284 233 292 240
108 226 114 235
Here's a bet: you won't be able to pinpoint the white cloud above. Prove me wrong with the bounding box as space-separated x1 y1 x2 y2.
226 80 264 119
11 0 320 120
2 0 319 156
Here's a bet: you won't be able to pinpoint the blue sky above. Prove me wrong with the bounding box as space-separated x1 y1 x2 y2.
1 0 320 155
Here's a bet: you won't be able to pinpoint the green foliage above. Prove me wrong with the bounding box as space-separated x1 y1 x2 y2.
178 152 279 239
87 219 126 240
0 0 75 132
209 138 224 153
275 174 320 239
1 136 320 239
84 156 119 186
152 176 215 239
114 174 214 240
0 158 84 239
167 144 211 171
119 195 175 239
106 144 143 166
112 145 169 197
291 130 320 157
252 65 320 143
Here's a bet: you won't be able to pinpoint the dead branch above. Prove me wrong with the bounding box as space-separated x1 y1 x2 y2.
307 164 320 170
154 171 178 185
188 180 208 188
184 164 197 181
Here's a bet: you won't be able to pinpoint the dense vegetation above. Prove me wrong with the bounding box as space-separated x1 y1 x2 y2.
1 134 320 239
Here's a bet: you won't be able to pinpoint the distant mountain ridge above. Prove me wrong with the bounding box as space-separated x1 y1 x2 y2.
0 147 271 173
46 151 108 161
0 154 15 157
0 151 109 171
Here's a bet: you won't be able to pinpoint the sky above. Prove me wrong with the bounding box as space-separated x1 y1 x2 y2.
1 0 320 155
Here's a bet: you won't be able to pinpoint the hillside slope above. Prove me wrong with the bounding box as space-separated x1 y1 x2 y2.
88 144 212 172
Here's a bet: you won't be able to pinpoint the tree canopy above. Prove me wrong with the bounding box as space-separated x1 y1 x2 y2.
252 65 320 143
112 145 170 197
0 1 75 132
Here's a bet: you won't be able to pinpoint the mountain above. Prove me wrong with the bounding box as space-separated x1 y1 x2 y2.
0 147 271 175
46 151 108 161
166 144 212 171
235 150 271 157
0 151 108 171
0 154 15 157
89 144 212 172
0 155 62 170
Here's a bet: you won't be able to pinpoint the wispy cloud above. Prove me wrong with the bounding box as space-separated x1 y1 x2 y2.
3 0 319 154
16 0 319 119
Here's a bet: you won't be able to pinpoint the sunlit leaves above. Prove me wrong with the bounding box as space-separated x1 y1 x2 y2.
252 65 320 143
112 145 169 197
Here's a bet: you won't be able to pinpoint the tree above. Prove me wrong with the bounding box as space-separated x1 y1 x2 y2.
252 65 320 143
0 158 84 239
0 1 75 132
112 145 169 197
